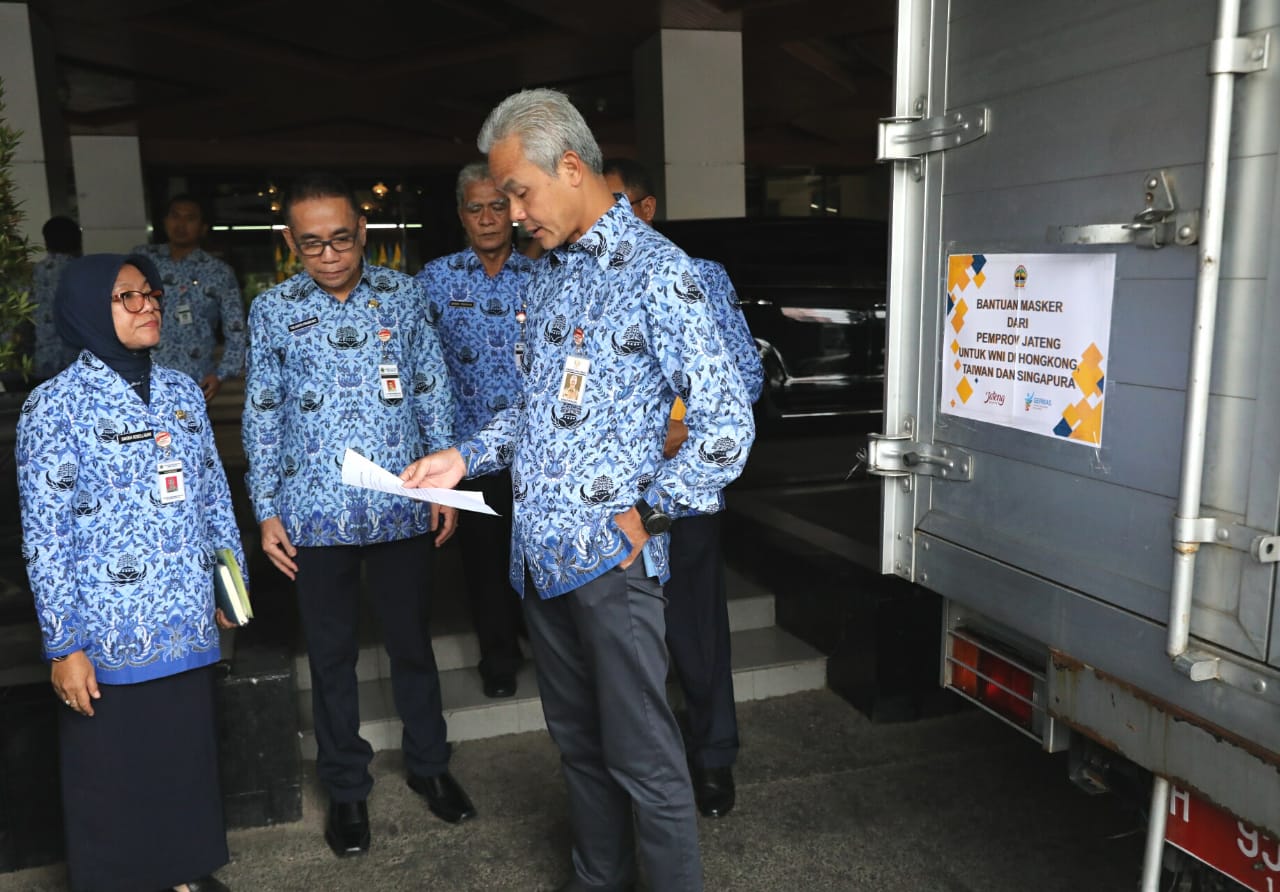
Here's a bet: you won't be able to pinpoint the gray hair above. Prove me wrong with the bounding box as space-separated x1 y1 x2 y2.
455 161 492 207
477 88 603 176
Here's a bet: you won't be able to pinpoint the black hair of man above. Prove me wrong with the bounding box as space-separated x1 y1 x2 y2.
166 192 212 224
283 173 361 227
601 158 655 200
42 216 82 255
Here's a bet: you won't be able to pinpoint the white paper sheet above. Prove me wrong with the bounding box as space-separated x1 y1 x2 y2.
340 449 498 515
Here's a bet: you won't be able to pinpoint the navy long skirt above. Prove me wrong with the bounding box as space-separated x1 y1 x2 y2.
59 665 228 892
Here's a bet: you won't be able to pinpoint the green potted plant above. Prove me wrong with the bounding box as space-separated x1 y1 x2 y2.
0 78 36 393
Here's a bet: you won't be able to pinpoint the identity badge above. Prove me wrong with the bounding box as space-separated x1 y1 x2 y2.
157 459 186 504
559 355 590 405
174 303 194 326
379 363 403 400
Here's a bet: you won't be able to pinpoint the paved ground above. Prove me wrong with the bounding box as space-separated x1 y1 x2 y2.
3 689 1148 892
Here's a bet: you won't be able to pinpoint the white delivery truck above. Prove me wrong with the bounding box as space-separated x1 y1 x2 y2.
868 1 1280 889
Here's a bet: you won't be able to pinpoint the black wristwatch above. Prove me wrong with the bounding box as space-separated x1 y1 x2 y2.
634 497 672 535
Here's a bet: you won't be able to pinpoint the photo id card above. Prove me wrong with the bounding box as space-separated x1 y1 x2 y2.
379 363 403 400
174 304 194 326
157 459 186 504
559 355 590 405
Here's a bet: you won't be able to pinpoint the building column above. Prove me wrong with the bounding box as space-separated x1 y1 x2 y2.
634 29 745 221
71 135 148 253
0 3 57 245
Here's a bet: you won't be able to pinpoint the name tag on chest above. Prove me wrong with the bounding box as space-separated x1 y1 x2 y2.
379 363 403 400
157 459 186 504
559 356 590 405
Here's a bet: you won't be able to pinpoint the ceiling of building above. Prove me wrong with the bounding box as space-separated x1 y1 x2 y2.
30 0 896 174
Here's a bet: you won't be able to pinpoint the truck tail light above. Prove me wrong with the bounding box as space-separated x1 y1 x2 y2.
945 629 1043 739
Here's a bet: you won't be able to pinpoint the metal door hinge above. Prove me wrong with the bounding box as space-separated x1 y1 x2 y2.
1171 513 1280 563
1049 170 1199 250
877 104 990 164
866 433 974 483
1208 33 1269 74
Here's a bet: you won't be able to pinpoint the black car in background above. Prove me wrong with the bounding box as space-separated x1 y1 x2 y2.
656 217 888 428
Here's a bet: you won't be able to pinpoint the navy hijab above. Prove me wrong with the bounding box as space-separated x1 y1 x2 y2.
54 253 162 404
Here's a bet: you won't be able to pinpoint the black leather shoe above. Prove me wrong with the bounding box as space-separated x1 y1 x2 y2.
693 765 736 818
184 878 231 892
407 771 477 824
481 670 517 698
324 799 370 857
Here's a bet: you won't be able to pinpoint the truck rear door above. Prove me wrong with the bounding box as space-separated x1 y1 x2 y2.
873 0 1280 747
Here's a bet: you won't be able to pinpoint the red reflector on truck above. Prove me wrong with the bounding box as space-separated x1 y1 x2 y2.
945 630 1039 735
951 637 980 698
980 651 1034 728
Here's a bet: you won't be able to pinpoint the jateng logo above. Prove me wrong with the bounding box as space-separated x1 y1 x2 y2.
983 391 1005 406
1023 391 1052 412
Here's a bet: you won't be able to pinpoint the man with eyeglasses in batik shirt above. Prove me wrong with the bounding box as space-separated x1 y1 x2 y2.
242 173 476 860
414 160 533 701
133 194 246 402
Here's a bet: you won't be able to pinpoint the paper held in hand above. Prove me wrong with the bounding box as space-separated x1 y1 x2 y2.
340 449 498 515
214 548 252 626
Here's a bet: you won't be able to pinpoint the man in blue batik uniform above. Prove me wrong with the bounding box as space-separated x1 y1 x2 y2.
415 160 533 699
603 157 763 820
134 194 246 402
403 89 755 892
242 174 475 860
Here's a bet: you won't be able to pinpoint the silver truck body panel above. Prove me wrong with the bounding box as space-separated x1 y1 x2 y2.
882 0 1280 834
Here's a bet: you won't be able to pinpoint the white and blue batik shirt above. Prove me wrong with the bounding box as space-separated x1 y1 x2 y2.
31 253 79 378
17 353 246 684
687 258 764 515
243 264 455 547
132 244 247 383
414 248 533 443
693 259 763 405
459 198 756 599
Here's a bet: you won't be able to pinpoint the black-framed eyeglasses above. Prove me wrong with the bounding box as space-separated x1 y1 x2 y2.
112 290 164 313
293 233 358 257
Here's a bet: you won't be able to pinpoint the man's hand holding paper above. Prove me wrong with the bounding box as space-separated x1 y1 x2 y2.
399 447 469 492
340 448 496 515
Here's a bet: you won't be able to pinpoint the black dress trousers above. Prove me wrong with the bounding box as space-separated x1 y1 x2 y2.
457 469 524 678
663 512 740 770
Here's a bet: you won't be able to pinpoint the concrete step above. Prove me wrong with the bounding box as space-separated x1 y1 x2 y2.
297 624 826 759
294 562 777 691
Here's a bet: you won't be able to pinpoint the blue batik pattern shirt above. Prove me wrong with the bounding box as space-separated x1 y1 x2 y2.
31 253 79 378
458 198 755 599
415 249 533 442
17 353 246 684
686 258 765 515
694 259 763 404
132 244 247 382
243 265 455 547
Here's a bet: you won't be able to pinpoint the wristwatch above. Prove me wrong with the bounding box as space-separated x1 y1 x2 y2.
634 497 672 535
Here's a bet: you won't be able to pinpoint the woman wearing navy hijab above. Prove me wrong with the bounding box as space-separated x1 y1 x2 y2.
16 254 246 892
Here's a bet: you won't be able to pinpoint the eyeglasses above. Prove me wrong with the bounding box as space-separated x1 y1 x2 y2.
293 233 358 257
112 290 164 313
